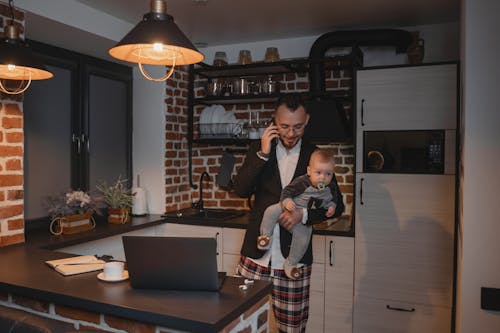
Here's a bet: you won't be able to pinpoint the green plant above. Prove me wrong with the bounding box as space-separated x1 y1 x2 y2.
96 176 135 209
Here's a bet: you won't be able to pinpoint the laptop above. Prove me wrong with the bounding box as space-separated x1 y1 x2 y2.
122 236 226 291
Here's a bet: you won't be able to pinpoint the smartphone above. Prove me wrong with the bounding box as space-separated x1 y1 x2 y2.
270 117 277 145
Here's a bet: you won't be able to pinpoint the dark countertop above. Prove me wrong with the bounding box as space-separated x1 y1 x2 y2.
0 244 271 332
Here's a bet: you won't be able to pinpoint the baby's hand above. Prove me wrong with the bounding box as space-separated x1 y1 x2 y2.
283 199 296 212
326 206 335 217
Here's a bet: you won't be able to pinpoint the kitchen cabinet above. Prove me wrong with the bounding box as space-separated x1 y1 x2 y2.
356 63 457 131
353 63 458 332
24 41 132 220
355 63 457 173
308 235 354 333
353 174 455 333
221 227 246 275
309 235 326 333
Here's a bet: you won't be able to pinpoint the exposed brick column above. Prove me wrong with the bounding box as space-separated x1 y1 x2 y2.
164 67 193 212
0 3 25 247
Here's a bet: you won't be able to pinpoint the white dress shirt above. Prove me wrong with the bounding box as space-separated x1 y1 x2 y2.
250 139 306 269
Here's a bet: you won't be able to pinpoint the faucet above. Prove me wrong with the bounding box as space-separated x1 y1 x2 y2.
198 171 210 212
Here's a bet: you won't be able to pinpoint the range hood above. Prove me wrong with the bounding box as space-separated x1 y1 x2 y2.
305 29 413 143
303 98 351 143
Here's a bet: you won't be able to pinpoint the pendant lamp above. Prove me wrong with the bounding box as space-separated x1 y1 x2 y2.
109 0 204 82
0 0 53 95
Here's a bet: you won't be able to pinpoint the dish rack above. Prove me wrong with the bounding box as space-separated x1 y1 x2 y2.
199 123 243 138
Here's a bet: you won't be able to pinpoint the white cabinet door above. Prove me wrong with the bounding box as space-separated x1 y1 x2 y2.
306 235 326 333
354 173 455 307
308 290 325 333
156 223 223 270
222 227 246 275
324 236 354 333
356 64 457 131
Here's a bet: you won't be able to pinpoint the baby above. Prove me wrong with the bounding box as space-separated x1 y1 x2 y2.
257 148 338 279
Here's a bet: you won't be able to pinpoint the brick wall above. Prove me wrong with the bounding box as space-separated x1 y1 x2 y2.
0 3 25 247
164 64 355 217
0 292 270 333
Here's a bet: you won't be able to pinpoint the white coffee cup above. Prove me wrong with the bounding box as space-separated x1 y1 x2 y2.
103 261 124 280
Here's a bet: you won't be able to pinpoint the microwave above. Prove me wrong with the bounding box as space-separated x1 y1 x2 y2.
363 130 446 174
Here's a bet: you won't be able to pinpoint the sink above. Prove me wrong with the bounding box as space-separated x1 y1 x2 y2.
162 208 245 221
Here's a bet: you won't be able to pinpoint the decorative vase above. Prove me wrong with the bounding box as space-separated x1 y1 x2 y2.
407 31 425 65
108 207 131 224
50 211 95 235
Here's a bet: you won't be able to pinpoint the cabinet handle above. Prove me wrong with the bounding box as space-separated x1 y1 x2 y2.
215 232 220 255
72 134 81 154
81 134 90 153
386 305 415 312
329 240 334 267
360 177 364 205
361 98 366 126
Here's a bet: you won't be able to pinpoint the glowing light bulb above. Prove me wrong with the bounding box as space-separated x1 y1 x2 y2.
7 64 16 71
153 43 163 53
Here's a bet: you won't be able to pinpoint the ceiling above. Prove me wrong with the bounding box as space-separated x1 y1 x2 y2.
16 0 459 62
75 0 459 47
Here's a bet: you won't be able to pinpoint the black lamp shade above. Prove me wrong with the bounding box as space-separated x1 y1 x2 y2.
0 39 53 80
109 13 204 66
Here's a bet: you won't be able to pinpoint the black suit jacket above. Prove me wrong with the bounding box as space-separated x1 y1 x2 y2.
233 140 344 265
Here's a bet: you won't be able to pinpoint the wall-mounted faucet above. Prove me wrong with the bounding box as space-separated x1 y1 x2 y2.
198 171 210 212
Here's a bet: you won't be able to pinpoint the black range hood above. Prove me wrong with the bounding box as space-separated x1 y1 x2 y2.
303 98 351 144
305 29 413 143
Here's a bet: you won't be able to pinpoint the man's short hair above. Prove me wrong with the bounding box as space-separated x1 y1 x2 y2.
275 93 308 113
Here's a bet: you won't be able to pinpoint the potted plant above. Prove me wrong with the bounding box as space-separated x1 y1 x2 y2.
45 190 101 235
96 177 135 224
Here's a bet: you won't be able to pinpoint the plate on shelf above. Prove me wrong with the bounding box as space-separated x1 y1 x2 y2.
200 105 214 124
97 270 129 282
210 104 226 123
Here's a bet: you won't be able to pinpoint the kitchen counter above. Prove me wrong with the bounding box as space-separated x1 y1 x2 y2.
8 211 351 331
0 244 271 332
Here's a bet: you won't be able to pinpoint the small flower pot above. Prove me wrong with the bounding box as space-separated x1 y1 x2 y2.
50 211 95 235
108 207 131 224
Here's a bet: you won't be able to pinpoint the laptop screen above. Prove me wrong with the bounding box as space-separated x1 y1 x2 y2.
122 236 224 291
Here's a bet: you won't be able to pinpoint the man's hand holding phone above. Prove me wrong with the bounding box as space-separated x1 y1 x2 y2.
260 119 279 155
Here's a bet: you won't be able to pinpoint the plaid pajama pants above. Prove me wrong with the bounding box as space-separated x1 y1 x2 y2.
237 256 312 333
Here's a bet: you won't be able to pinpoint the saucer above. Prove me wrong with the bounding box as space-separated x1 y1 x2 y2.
97 270 129 282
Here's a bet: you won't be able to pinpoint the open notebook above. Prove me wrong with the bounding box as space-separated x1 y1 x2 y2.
46 255 105 276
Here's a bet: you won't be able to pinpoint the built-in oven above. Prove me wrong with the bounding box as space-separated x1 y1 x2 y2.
363 130 447 174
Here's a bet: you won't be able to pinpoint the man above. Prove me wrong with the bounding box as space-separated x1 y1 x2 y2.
234 93 344 332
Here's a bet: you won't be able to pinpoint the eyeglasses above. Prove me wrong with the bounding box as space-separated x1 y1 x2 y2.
276 123 306 134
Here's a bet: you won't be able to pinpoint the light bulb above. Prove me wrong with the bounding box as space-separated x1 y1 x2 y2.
153 43 164 53
7 64 16 71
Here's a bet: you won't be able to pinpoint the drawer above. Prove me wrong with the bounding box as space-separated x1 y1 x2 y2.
354 237 453 307
353 295 451 333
